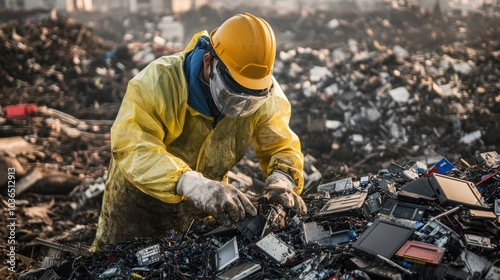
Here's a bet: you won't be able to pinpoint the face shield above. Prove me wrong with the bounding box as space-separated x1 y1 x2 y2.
209 59 273 118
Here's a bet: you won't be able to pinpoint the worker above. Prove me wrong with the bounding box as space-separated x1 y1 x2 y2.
91 12 306 251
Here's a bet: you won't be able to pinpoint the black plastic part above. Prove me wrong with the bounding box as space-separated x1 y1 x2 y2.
234 214 267 241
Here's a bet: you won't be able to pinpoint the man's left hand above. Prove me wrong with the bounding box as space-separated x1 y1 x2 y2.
260 170 307 215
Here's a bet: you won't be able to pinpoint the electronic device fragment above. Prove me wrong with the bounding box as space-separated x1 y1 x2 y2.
396 190 436 204
216 237 239 271
380 199 425 221
484 262 500 280
317 177 358 193
463 234 494 251
400 177 436 199
39 269 61 280
316 192 369 218
428 173 490 210
415 220 452 247
234 213 267 241
407 160 427 175
317 230 356 246
346 256 402 280
428 157 455 175
302 221 355 246
303 221 331 244
216 261 261 280
351 219 415 258
377 178 397 194
395 241 445 267
467 209 497 220
255 233 296 265
440 264 469 280
387 162 418 181
475 151 500 168
135 244 161 266
365 192 383 215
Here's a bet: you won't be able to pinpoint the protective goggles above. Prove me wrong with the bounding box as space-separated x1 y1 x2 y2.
210 59 273 118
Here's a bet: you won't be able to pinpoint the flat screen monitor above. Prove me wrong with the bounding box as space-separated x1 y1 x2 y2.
428 173 489 210
380 199 426 221
351 219 415 258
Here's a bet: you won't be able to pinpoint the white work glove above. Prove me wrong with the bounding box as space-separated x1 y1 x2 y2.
176 171 257 226
260 170 307 215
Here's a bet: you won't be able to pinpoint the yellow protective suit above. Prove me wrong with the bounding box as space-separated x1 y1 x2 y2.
91 31 304 251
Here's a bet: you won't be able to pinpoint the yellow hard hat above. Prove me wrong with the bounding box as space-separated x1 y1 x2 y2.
210 13 276 90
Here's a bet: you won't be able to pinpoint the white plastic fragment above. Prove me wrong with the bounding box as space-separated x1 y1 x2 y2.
351 134 363 144
325 120 342 130
452 61 473 75
393 45 409 58
388 87 410 103
459 130 482 144
309 66 332 82
327 19 340 29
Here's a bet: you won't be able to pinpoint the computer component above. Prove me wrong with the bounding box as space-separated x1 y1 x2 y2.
360 176 370 186
395 241 445 267
255 233 296 265
463 234 494 250
376 254 413 276
135 244 161 266
39 269 61 280
433 157 455 174
407 160 427 175
475 151 499 168
316 230 356 246
317 177 358 193
396 190 436 204
494 199 500 216
459 250 492 276
302 221 331 244
387 162 418 181
346 257 403 280
376 213 418 229
351 219 415 258
290 258 313 274
316 192 369 218
380 199 425 221
216 237 239 271
428 173 490 210
400 177 436 198
302 221 355 246
441 264 469 280
377 178 396 194
234 213 267 241
216 261 261 280
484 263 500 280
467 209 497 220
365 192 382 215
415 220 452 247
386 162 405 173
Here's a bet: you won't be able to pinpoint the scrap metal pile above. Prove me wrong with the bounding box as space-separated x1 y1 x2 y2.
18 151 500 279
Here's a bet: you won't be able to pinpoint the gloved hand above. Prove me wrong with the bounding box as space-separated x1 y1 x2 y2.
260 170 307 215
176 171 257 225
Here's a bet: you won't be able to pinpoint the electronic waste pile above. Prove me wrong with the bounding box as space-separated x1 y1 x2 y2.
20 151 500 280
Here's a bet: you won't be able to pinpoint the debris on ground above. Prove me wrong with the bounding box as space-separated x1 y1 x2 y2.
15 151 500 279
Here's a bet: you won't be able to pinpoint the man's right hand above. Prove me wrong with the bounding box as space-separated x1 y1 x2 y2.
176 171 257 226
